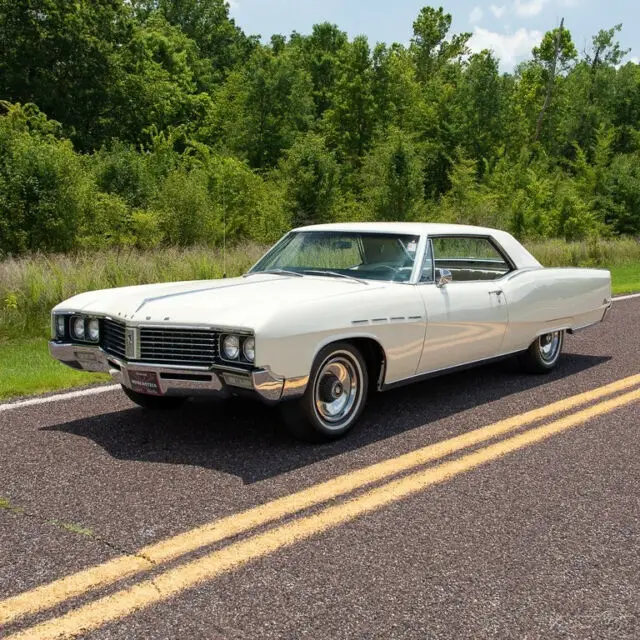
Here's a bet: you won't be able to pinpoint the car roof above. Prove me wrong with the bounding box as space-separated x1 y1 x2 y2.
291 222 542 269
294 221 499 236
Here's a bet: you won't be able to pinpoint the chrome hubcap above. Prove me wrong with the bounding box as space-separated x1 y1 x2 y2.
539 331 561 363
314 355 360 428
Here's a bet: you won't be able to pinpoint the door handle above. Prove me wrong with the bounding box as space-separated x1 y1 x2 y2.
489 289 503 296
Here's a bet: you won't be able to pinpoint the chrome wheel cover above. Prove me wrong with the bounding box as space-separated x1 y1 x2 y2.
539 331 562 363
313 352 362 430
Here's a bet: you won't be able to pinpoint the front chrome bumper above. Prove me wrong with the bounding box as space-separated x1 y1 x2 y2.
49 342 307 404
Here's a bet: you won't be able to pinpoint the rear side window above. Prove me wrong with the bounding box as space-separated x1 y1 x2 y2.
431 236 511 282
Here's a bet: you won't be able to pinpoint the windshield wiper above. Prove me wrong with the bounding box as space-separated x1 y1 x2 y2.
302 269 369 285
243 269 303 278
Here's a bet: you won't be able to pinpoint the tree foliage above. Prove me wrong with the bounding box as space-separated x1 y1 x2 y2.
0 2 639 256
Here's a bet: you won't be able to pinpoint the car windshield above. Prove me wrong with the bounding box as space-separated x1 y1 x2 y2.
250 231 420 283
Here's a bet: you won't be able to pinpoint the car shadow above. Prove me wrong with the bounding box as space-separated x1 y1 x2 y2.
43 353 610 484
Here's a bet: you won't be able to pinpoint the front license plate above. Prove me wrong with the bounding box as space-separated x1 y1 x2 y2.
128 370 162 395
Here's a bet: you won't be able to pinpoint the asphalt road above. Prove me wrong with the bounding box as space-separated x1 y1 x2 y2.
1 297 639 639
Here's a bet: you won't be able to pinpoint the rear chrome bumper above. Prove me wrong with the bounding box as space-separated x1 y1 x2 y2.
49 342 307 404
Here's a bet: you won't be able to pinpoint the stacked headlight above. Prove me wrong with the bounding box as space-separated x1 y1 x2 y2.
69 316 100 343
243 337 255 362
87 318 100 342
221 334 255 363
72 317 86 340
222 335 240 360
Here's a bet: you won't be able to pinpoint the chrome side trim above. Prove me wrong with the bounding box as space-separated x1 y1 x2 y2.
381 350 523 391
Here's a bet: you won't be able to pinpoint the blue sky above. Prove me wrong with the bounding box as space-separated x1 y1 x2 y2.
228 0 638 71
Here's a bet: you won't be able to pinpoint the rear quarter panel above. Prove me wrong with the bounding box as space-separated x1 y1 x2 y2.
501 267 611 353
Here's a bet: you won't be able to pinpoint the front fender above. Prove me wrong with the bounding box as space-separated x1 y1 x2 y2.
256 320 425 385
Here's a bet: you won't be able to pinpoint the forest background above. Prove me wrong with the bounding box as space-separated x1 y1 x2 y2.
0 0 639 395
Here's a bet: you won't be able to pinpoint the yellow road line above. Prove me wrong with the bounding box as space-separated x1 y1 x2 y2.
8 387 639 640
2 374 640 626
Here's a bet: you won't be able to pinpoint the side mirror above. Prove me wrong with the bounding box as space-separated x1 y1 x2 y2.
436 268 452 288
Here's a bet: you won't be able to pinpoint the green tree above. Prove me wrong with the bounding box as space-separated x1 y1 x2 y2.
109 13 215 144
0 103 95 253
360 130 424 221
299 23 349 118
457 51 506 171
131 0 254 82
532 21 578 143
215 46 314 169
277 132 339 227
410 6 470 82
372 44 423 133
323 36 376 170
437 150 498 227
0 0 134 149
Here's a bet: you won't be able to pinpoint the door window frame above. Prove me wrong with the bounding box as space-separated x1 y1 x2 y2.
417 234 516 285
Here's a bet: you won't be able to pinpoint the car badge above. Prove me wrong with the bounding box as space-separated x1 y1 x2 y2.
125 327 137 358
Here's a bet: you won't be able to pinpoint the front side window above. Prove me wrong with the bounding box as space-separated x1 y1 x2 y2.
431 236 511 282
251 232 420 282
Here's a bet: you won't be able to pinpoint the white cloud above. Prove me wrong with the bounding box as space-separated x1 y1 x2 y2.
514 0 549 18
469 26 543 68
483 0 576 26
469 7 484 23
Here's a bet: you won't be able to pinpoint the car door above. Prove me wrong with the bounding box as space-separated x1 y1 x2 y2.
415 235 510 374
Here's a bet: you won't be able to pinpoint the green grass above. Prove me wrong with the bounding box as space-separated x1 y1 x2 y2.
610 264 640 295
0 496 22 512
527 237 640 268
0 339 110 400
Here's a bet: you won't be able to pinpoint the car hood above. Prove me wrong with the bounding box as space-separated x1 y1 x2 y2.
54 274 386 330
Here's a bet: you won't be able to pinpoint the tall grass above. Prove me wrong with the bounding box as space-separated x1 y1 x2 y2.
527 238 640 267
0 244 265 341
1 238 638 342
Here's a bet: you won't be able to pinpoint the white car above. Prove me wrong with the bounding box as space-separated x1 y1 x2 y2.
50 223 612 441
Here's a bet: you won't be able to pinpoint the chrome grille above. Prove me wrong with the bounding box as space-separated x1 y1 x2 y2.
102 319 126 359
139 327 218 366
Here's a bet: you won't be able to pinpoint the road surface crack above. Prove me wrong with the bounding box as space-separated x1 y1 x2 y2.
1 494 156 568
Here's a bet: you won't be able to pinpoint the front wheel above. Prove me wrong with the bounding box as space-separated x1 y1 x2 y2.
281 342 369 442
121 385 188 410
518 331 564 374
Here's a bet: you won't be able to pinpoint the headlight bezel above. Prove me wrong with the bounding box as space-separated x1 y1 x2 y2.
67 315 100 344
220 333 256 364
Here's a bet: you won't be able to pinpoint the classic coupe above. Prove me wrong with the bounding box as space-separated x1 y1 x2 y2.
50 223 612 441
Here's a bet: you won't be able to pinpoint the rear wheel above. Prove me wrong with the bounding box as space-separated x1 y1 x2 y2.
281 342 368 442
518 331 564 373
121 385 187 410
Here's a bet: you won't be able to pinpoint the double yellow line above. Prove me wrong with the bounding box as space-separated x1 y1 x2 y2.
3 374 640 639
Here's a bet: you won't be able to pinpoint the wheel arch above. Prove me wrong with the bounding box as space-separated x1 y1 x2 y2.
311 335 387 393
